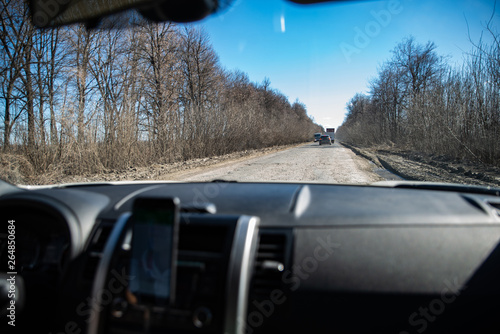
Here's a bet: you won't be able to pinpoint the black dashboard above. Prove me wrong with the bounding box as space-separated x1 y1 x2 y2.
2 180 500 334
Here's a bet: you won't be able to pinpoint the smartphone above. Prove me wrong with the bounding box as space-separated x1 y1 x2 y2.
129 197 180 306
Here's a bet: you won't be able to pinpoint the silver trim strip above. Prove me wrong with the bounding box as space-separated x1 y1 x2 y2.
224 216 260 334
114 185 164 210
87 212 131 334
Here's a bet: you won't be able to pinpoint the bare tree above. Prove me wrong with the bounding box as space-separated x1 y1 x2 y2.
0 13 322 181
137 21 181 160
0 0 31 150
179 26 222 157
68 24 97 143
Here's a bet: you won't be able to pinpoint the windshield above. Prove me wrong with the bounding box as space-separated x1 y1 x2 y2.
1 0 499 187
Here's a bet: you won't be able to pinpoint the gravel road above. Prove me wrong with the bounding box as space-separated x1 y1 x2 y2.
177 142 385 184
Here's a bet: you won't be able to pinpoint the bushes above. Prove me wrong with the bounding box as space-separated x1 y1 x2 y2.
0 6 322 182
338 34 500 166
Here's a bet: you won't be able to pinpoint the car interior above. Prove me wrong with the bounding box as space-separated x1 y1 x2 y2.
2 179 500 334
2 1 500 334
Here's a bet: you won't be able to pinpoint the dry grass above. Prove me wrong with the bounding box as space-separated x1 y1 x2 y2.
0 153 34 184
0 143 305 185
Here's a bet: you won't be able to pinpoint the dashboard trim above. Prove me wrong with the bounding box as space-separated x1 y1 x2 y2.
224 215 260 334
87 212 131 334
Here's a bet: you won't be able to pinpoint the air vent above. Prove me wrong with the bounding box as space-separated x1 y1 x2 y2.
249 231 289 302
83 220 115 280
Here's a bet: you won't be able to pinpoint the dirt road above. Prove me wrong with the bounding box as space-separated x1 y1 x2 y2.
19 140 498 187
175 142 385 184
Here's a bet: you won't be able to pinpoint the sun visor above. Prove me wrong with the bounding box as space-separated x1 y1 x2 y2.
29 0 231 28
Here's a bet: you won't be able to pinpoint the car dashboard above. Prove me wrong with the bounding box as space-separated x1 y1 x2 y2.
1 180 500 334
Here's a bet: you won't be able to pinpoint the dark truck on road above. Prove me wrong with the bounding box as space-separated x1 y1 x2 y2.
326 128 335 143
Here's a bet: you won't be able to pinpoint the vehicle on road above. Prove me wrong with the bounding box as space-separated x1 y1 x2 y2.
319 135 332 145
325 128 335 143
314 133 322 142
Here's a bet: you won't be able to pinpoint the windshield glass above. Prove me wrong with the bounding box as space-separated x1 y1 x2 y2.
1 0 499 186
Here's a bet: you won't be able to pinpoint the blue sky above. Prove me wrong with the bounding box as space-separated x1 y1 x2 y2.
196 0 499 130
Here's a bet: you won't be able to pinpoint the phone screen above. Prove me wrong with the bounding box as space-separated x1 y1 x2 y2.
129 197 179 305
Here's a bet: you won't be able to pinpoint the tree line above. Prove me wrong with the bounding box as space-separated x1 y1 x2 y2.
337 27 500 166
0 1 322 179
